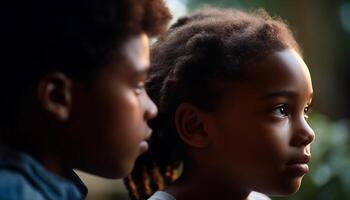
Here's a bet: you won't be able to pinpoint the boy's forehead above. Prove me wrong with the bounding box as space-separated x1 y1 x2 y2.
121 33 150 70
106 33 150 76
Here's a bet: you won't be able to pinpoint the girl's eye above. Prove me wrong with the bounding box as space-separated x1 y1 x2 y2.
304 105 312 120
134 81 145 95
272 105 288 117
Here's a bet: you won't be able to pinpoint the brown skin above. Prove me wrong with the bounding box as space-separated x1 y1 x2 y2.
31 33 157 179
168 48 314 200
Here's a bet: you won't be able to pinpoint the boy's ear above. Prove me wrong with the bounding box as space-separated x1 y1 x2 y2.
175 103 211 148
37 72 73 121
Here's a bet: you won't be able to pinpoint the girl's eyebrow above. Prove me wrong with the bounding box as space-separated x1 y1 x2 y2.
260 90 313 100
260 91 295 100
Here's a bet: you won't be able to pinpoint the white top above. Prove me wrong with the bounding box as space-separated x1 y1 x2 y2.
248 191 271 200
148 191 270 200
148 191 176 200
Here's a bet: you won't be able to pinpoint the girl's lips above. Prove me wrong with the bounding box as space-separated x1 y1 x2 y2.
286 154 311 176
286 163 309 177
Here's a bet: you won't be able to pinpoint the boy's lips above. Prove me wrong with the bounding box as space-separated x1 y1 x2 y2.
139 141 149 153
139 128 152 153
144 128 153 140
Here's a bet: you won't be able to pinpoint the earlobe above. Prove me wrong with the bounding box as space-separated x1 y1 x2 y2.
175 103 211 148
37 72 73 121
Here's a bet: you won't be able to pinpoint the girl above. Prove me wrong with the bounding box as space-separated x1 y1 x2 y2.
124 7 315 200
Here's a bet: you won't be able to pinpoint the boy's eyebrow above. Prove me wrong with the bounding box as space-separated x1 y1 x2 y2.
260 90 313 100
133 64 151 76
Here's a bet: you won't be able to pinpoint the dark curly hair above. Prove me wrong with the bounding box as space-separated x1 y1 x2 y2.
0 0 171 138
123 7 301 200
2 0 171 78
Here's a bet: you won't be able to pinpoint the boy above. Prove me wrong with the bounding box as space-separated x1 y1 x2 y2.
0 0 170 199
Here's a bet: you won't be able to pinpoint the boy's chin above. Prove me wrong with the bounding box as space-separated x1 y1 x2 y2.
79 161 135 179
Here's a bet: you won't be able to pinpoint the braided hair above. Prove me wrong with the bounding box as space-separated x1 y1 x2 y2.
124 7 301 200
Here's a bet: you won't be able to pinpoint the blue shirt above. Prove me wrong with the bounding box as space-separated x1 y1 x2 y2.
0 147 87 200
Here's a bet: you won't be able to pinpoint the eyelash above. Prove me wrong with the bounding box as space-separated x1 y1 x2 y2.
272 104 312 119
134 81 145 95
272 105 288 117
304 105 312 119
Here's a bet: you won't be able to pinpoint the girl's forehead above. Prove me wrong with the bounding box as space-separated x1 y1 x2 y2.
244 49 311 86
212 50 313 117
219 48 313 102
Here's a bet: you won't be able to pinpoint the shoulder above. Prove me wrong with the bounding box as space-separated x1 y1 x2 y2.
148 191 177 200
248 191 271 200
0 169 45 200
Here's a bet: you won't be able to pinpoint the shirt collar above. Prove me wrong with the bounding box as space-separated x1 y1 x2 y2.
0 146 88 199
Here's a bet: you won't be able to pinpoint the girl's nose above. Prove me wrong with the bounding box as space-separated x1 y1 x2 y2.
291 118 315 147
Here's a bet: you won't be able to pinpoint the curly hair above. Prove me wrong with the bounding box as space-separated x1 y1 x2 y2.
1 0 170 78
123 6 301 200
0 0 171 140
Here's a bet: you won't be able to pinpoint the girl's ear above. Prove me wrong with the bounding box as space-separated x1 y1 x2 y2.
175 103 211 148
37 72 73 121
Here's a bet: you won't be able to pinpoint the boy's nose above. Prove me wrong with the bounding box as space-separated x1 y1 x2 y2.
144 92 158 120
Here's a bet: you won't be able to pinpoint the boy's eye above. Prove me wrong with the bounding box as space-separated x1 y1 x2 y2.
134 81 145 95
272 105 288 117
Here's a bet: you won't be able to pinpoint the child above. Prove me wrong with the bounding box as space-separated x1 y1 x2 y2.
0 0 170 199
125 7 315 200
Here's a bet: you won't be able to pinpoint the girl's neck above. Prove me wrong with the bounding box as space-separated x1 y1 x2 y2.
165 164 251 200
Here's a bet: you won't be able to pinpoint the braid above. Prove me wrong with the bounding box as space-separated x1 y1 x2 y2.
124 152 176 200
124 175 140 200
140 166 153 198
164 161 182 184
149 162 165 191
125 6 301 199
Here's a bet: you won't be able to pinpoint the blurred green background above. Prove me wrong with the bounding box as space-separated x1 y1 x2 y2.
78 0 350 199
